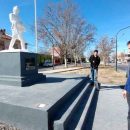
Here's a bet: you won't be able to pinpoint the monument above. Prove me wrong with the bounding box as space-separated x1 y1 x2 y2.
0 6 46 87
9 6 26 50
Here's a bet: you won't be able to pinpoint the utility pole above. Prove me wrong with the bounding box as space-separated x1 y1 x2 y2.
34 0 38 53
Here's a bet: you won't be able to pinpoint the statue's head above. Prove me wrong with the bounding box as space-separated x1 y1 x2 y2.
13 6 19 14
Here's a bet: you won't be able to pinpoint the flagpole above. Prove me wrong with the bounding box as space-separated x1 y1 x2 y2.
34 0 38 53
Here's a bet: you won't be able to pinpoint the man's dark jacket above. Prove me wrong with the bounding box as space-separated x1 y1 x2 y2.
89 55 100 69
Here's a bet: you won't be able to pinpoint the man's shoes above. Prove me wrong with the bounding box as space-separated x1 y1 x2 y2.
90 81 94 86
94 81 100 91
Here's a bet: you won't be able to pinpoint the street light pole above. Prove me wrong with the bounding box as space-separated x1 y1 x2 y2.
52 44 55 70
34 0 38 53
115 26 130 71
115 34 118 71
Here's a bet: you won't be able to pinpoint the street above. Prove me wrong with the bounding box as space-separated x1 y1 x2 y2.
117 64 128 71
111 63 127 72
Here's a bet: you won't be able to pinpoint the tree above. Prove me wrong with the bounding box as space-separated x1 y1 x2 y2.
118 52 125 62
37 0 96 67
111 52 116 62
97 36 115 65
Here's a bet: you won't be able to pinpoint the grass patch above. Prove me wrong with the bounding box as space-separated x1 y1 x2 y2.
61 66 126 85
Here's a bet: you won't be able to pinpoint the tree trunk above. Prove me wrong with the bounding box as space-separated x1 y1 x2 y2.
74 58 77 66
103 57 106 66
64 56 68 68
79 57 82 67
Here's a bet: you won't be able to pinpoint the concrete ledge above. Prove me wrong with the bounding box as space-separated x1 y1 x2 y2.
0 102 48 130
0 74 87 130
0 74 46 87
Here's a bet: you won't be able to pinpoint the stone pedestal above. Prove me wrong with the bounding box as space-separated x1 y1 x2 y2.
0 51 46 87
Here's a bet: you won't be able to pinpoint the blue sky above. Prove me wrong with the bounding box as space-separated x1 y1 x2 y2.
0 0 130 53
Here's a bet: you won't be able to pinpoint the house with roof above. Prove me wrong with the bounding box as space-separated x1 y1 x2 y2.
0 29 27 50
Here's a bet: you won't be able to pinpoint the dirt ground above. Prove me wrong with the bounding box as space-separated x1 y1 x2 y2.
61 66 126 85
0 122 20 130
98 67 126 85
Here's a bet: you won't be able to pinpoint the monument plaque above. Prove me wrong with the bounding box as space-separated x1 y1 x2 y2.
25 58 36 70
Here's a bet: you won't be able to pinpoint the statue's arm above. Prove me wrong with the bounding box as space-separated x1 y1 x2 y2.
9 13 18 31
9 13 14 22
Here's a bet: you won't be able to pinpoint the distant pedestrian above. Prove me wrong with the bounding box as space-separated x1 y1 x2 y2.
123 41 130 130
89 50 100 90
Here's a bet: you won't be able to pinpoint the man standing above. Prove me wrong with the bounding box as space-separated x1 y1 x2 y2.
123 41 130 130
89 50 100 89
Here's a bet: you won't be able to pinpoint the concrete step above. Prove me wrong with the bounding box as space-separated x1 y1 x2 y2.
75 86 96 130
47 77 89 130
81 89 99 130
63 86 95 130
54 83 91 130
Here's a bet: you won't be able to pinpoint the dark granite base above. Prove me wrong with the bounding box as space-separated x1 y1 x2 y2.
0 73 46 87
0 51 46 87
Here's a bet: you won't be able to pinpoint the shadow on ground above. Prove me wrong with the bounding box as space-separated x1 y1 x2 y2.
100 85 125 91
37 76 88 84
81 89 99 130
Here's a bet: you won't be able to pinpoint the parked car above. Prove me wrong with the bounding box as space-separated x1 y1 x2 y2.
117 61 122 64
43 62 53 67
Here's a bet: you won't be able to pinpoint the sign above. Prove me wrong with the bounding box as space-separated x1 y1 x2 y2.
25 58 36 70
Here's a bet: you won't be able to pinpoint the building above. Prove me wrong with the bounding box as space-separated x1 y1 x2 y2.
50 47 62 65
0 29 10 50
116 52 130 63
0 29 27 50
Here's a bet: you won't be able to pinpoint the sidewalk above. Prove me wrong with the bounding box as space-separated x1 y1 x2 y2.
87 84 127 130
39 66 84 74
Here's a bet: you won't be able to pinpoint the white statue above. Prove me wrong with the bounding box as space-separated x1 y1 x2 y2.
9 6 26 50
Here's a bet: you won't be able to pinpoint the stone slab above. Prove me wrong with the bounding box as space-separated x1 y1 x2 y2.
0 74 86 130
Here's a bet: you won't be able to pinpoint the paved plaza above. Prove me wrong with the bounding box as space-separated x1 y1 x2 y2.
91 84 127 130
